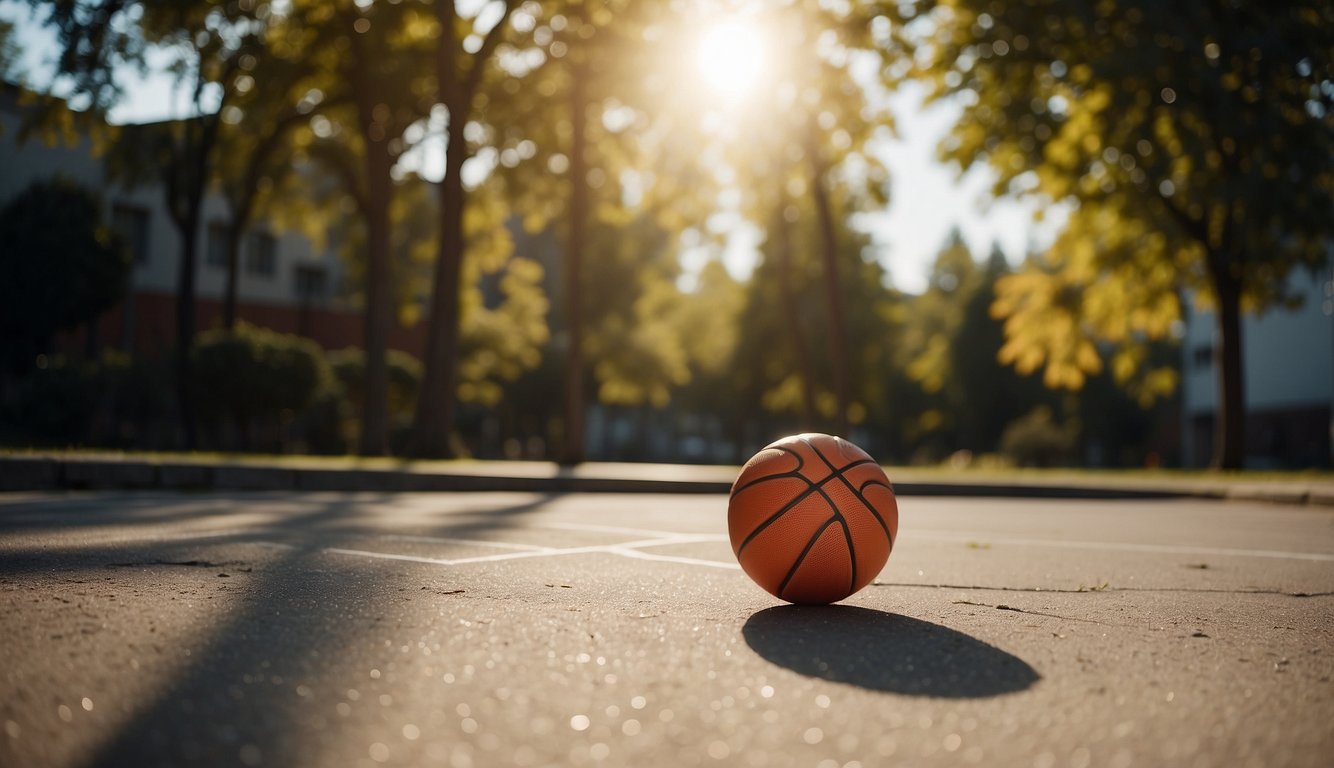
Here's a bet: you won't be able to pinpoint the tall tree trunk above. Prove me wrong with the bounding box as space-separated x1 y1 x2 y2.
1211 263 1246 469
414 109 469 458
359 149 392 457
772 204 818 429
560 57 589 466
170 123 211 451
807 139 850 437
346 13 393 457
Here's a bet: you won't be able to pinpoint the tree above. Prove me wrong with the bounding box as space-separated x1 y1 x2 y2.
276 0 434 455
470 0 677 462
662 1 891 437
888 0 1334 468
36 0 270 449
0 179 130 374
410 0 518 458
212 51 316 330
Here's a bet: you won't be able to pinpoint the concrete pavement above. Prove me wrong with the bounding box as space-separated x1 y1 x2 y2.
1 490 1331 767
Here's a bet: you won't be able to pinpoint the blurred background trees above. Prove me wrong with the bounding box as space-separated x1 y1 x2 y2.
3 0 1329 468
886 0 1334 468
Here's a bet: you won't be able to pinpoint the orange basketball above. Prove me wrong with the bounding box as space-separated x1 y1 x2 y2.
728 433 898 605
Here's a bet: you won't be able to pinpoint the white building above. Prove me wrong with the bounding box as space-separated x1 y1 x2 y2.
1180 267 1334 468
1 84 350 353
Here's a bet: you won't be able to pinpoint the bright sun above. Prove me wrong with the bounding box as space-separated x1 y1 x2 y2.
695 20 767 98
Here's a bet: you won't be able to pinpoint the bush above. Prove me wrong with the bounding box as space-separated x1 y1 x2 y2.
291 388 351 455
1000 406 1077 468
0 179 129 375
192 323 336 451
3 355 101 445
328 347 423 423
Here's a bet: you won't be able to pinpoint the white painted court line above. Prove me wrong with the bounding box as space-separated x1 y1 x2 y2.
376 534 556 552
909 531 1334 562
326 544 640 567
536 521 728 541
606 534 729 549
609 547 740 570
322 524 741 571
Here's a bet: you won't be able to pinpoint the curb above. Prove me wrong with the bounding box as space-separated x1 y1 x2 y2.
0 456 1328 505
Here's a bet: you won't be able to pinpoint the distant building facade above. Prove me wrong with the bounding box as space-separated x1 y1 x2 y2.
0 84 425 356
1180 267 1334 468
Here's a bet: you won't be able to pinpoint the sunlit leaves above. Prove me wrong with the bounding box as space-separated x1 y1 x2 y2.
993 200 1183 398
891 0 1334 414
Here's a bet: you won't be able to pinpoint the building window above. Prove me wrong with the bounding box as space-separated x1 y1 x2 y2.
246 231 277 277
1192 345 1214 369
294 265 327 303
206 223 228 269
111 204 150 265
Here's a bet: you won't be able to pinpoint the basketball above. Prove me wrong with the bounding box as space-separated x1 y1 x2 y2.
728 433 898 605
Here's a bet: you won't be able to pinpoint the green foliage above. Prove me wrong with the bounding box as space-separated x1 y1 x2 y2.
894 236 1047 455
0 179 130 374
1 352 173 447
4 356 101 444
1000 406 1077 468
886 0 1334 467
329 347 423 425
578 214 689 409
191 323 334 448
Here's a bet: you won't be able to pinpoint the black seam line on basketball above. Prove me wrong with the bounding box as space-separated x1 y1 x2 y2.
777 515 840 601
802 436 890 547
805 482 859 592
801 435 878 487
799 435 840 473
731 446 806 496
848 478 894 547
734 441 873 498
734 461 878 558
832 477 896 549
810 482 858 595
838 517 857 594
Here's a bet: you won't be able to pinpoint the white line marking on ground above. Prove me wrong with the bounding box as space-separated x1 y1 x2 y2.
325 544 630 566
910 532 1334 562
609 547 740 570
536 521 728 541
322 528 741 571
376 534 556 552
607 535 729 549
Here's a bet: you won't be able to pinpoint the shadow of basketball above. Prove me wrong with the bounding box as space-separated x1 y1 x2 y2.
742 605 1039 698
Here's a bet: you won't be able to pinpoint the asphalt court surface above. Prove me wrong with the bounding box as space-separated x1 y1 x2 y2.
1 491 1332 767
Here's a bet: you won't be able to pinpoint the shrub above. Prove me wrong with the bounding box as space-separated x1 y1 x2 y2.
1000 406 1077 467
0 179 130 375
328 347 423 422
4 355 100 444
191 323 336 450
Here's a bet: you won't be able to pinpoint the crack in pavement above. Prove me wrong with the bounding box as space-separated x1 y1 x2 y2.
949 598 1118 625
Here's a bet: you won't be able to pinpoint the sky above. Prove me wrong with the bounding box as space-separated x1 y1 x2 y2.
2 1 1062 295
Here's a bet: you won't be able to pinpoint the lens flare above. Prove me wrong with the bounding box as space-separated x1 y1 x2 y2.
695 20 766 98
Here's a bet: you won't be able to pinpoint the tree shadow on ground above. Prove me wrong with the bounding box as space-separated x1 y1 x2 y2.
17 492 562 767
743 605 1039 698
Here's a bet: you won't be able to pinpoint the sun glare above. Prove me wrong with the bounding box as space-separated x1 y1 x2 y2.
695 20 767 98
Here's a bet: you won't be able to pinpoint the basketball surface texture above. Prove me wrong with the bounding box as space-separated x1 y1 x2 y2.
728 433 898 605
